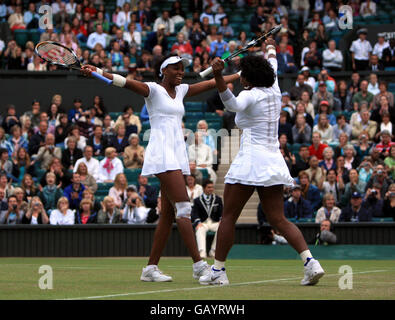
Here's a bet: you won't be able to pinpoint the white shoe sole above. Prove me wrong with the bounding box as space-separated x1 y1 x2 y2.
199 279 230 286
140 276 172 282
301 270 325 286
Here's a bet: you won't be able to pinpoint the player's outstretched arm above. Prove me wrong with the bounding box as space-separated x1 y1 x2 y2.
81 65 149 97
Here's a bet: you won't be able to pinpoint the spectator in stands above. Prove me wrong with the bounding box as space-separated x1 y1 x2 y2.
284 184 314 220
11 147 34 183
292 113 312 144
136 50 154 73
335 80 352 111
189 161 204 186
21 174 37 202
65 125 87 151
298 170 322 211
333 115 352 143
61 136 83 171
87 125 107 157
73 145 99 180
191 179 223 258
369 54 384 72
352 80 374 110
154 10 174 36
350 28 372 71
75 198 97 224
312 219 337 245
344 144 360 170
312 84 334 113
170 0 186 23
123 133 144 169
50 197 75 225
137 174 157 209
186 174 203 205
7 4 25 30
277 42 298 74
341 168 366 207
22 197 49 225
75 162 97 193
279 111 293 143
383 183 395 219
63 172 85 211
0 187 7 224
309 132 329 160
382 38 395 68
355 132 372 160
281 92 295 119
384 146 395 180
351 107 377 141
210 31 228 58
306 155 326 190
4 195 23 224
98 147 124 183
291 0 309 24
109 123 129 156
324 168 344 205
313 114 334 144
304 41 321 70
23 100 41 128
291 145 310 177
290 74 313 101
316 193 341 223
97 196 123 224
79 106 103 127
340 191 372 222
171 32 193 62
34 133 62 170
116 2 132 30
363 182 384 217
373 81 394 109
375 130 395 158
322 40 343 72
320 147 337 172
38 172 63 214
109 173 128 209
0 128 11 155
218 16 233 38
2 105 20 134
365 164 393 199
360 0 376 17
87 24 108 50
122 190 150 224
368 75 379 99
297 90 315 119
0 172 13 198
0 148 12 178
123 22 142 49
145 23 168 53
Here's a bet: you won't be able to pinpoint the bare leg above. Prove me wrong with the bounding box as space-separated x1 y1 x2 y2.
215 183 255 262
257 185 308 253
155 170 201 263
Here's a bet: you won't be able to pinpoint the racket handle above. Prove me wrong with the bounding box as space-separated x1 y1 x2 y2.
199 66 213 78
91 71 113 85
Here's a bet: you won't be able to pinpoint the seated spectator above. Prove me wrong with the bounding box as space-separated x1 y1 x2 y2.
171 32 193 61
11 147 35 183
292 114 311 145
351 107 377 141
382 38 395 68
98 147 124 183
316 193 341 223
196 120 217 160
355 131 373 159
38 172 64 213
312 83 334 113
309 132 328 160
61 136 83 171
210 32 228 58
375 130 395 158
189 162 203 186
341 169 366 208
123 134 145 169
97 196 123 224
335 80 353 111
284 184 314 220
0 148 13 179
322 40 343 72
188 132 217 184
290 74 313 101
314 101 336 126
291 144 310 177
365 164 393 199
357 156 374 185
374 82 394 110
144 25 168 54
87 125 107 157
360 0 376 17
303 41 321 70
313 114 334 144
306 155 326 190
21 174 38 202
334 133 350 159
281 92 296 119
369 54 384 72
109 173 128 209
292 101 313 128
297 91 315 119
153 10 174 36
137 174 158 209
312 219 337 245
352 80 374 111
75 199 97 224
73 145 100 181
63 172 85 211
298 170 322 211
333 115 352 143
384 146 395 180
27 120 47 156
75 162 97 193
8 125 28 157
55 113 71 146
50 197 75 225
22 196 49 224
0 188 7 223
344 144 360 170
87 24 108 50
39 157 71 189
319 147 337 172
65 125 87 151
123 22 142 49
115 105 142 134
277 42 298 74
191 180 223 258
367 73 380 96
279 111 293 144
383 183 395 219
34 133 62 170
82 188 101 214
4 195 24 224
372 106 394 137
109 123 130 156
186 174 203 204
78 106 103 127
340 192 372 222
122 191 150 224
363 183 384 217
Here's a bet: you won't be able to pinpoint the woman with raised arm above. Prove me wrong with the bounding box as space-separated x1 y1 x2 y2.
81 53 240 282
200 39 325 286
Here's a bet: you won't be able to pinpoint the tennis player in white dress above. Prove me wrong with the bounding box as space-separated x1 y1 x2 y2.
82 54 240 282
199 39 325 286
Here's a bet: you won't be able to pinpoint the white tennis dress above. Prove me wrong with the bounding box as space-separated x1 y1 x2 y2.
220 57 294 187
141 82 191 176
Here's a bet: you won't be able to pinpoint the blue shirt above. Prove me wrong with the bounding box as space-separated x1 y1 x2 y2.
210 40 228 58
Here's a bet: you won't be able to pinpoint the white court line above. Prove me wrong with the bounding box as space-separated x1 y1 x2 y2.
60 269 389 300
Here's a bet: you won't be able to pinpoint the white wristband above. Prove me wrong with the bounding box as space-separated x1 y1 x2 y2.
112 74 127 88
266 45 276 51
268 49 276 56
237 70 241 76
95 68 103 75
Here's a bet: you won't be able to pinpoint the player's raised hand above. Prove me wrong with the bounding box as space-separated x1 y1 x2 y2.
211 57 224 77
81 64 97 77
265 37 276 47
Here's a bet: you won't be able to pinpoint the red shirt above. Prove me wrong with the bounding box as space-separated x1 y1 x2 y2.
375 142 395 153
309 143 328 160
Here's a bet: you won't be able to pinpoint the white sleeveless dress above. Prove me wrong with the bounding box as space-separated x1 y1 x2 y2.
141 82 191 176
220 58 294 187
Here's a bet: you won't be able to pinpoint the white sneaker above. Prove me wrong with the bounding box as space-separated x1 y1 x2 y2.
301 258 325 286
193 260 211 280
140 265 173 282
199 266 229 286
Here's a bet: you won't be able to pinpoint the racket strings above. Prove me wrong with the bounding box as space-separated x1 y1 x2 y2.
37 43 77 66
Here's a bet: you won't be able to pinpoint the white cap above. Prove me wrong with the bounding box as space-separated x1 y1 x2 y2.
159 56 190 77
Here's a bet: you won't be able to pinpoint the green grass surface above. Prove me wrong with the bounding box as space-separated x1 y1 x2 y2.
0 258 394 300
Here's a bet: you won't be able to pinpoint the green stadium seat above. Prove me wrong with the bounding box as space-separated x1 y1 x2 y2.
109 112 122 121
124 168 142 182
371 217 394 222
29 29 41 45
185 101 203 112
14 29 29 47
297 218 315 223
198 168 209 180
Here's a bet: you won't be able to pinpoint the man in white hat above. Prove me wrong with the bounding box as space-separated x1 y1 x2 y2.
350 28 372 71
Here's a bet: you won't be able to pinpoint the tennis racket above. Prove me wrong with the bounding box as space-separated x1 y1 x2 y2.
199 24 283 78
35 41 112 84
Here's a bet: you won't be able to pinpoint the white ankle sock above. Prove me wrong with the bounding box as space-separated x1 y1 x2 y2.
193 260 205 268
300 250 313 265
214 259 225 270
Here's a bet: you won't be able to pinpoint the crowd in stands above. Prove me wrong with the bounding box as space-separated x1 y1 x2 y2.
0 0 394 226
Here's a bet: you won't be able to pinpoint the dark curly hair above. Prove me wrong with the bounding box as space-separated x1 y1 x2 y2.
240 55 276 88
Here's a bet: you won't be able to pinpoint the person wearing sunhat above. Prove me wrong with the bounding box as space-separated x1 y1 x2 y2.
350 28 372 71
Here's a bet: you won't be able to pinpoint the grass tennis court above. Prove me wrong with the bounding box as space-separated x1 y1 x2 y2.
0 258 394 300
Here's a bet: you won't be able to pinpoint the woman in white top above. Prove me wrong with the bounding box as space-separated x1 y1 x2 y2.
315 193 341 223
185 174 203 204
108 173 128 209
98 147 124 183
49 197 75 225
203 40 324 286
82 53 239 282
